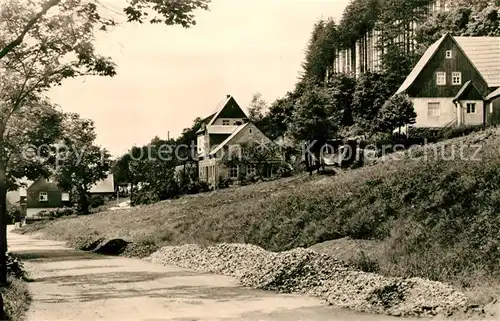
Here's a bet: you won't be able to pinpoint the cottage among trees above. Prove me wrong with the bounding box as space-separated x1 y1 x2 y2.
396 34 500 128
196 95 281 187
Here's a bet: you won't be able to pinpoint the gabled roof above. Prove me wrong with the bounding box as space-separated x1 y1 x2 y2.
197 95 244 134
89 173 115 193
209 123 250 156
453 80 484 102
396 34 500 95
207 95 234 126
396 34 448 95
454 37 500 87
486 87 500 101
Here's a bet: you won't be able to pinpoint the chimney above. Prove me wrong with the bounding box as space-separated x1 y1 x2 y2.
226 94 231 98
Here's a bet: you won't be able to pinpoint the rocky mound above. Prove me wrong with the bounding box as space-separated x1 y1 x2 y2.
148 243 469 317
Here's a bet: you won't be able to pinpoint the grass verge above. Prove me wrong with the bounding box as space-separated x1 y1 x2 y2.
2 277 31 321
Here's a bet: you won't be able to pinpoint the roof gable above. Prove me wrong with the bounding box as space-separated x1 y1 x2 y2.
208 95 248 126
453 80 484 101
209 123 275 156
396 34 448 95
397 34 500 95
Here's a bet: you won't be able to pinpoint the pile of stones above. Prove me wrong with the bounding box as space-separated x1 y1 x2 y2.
148 243 469 317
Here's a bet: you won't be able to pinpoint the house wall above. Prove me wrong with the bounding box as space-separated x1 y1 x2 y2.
197 133 208 157
212 118 246 126
458 100 484 126
26 178 64 210
408 36 490 98
412 97 456 127
198 158 218 186
488 97 500 125
199 123 281 187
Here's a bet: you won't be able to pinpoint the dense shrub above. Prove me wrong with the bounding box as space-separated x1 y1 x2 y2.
89 195 106 208
181 180 210 195
130 187 161 206
408 125 486 143
276 164 293 178
6 254 25 279
6 203 22 224
38 207 76 220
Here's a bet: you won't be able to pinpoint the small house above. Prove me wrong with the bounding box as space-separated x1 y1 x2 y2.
396 34 500 128
196 94 281 187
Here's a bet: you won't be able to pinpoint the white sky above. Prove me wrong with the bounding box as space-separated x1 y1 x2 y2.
47 0 350 156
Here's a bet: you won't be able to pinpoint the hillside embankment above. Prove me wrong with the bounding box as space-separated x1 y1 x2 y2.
17 127 500 318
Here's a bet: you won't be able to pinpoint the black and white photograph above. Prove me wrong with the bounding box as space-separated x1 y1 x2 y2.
1 0 500 320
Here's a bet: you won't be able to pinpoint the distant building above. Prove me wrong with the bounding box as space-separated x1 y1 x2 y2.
396 34 500 128
196 95 280 187
13 173 115 218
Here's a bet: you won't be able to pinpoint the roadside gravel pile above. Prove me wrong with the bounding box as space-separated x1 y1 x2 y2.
120 243 159 259
148 243 469 317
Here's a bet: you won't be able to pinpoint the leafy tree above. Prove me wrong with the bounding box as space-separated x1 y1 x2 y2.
375 93 416 133
351 72 401 130
221 141 281 182
0 0 209 311
111 154 133 187
415 3 500 49
464 5 500 35
0 0 210 61
325 73 356 126
0 96 63 290
52 113 111 214
288 84 339 143
261 96 294 140
248 92 267 123
127 139 179 205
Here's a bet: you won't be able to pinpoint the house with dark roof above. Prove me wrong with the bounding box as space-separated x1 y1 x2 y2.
196 95 280 187
11 173 115 219
396 34 500 128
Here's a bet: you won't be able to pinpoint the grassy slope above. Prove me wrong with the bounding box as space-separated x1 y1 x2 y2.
21 127 500 303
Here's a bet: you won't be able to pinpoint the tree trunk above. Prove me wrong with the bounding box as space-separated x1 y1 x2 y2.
0 161 8 320
77 186 90 214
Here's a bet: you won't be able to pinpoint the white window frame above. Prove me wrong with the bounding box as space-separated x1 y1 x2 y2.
466 102 476 114
436 72 446 85
452 72 462 85
428 102 441 116
222 120 230 126
445 50 452 59
39 191 48 202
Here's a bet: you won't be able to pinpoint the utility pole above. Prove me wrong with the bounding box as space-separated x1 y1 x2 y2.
167 131 170 140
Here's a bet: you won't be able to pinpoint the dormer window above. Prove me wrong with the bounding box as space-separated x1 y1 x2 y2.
445 50 452 59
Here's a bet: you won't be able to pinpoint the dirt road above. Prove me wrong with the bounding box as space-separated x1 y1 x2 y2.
8 227 426 321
